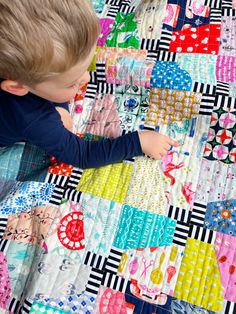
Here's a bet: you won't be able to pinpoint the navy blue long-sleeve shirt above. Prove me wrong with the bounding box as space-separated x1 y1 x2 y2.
0 89 143 168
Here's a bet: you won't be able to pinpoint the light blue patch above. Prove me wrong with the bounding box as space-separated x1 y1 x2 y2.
176 53 217 86
151 61 192 91
6 241 40 297
35 292 96 313
113 205 177 249
0 181 55 215
0 144 25 180
80 193 122 256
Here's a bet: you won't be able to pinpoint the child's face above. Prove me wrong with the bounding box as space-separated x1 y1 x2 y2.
30 46 96 103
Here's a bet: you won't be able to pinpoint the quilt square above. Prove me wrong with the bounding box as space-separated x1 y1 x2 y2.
113 204 176 249
176 53 217 86
76 163 133 203
163 0 210 32
3 205 58 247
32 292 96 313
174 238 224 312
106 12 139 48
219 16 236 57
195 158 236 204
150 61 192 91
216 56 236 83
214 233 236 303
85 94 121 138
0 181 55 215
124 156 167 215
135 0 167 40
158 116 210 210
204 106 236 163
205 199 236 236
16 143 50 182
0 144 25 180
44 195 122 259
169 24 221 55
117 246 183 296
146 89 201 125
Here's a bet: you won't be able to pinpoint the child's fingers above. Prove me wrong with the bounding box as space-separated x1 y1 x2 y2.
163 144 171 150
168 138 179 147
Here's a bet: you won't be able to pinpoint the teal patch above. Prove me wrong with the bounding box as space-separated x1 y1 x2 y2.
30 301 69 314
176 53 217 86
113 205 177 249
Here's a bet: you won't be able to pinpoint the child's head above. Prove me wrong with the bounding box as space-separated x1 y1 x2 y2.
0 0 99 102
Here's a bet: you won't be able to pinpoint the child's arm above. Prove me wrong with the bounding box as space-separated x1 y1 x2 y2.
23 110 178 169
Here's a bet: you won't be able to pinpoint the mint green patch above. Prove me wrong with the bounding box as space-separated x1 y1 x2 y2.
0 143 25 180
229 82 236 98
30 301 69 314
113 205 177 249
176 53 217 86
106 12 139 48
6 241 40 298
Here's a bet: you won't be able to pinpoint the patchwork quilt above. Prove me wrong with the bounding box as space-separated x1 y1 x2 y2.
1 0 236 313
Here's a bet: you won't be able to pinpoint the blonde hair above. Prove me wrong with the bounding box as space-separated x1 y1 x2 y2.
0 0 99 86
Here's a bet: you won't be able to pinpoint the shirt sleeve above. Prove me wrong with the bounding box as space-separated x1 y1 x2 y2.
22 108 143 169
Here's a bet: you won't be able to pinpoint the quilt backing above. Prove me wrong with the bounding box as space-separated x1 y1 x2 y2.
1 0 236 313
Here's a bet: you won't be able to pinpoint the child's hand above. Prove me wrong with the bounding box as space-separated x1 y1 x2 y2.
138 131 179 160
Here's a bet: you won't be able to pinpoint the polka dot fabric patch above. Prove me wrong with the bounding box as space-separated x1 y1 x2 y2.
174 238 224 312
170 24 221 55
146 89 201 125
151 61 192 91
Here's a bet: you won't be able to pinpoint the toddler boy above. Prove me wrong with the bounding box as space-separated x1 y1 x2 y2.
0 0 178 169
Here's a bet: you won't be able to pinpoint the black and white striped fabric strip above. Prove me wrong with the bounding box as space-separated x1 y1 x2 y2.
83 251 107 270
199 94 216 115
192 82 216 94
45 173 69 187
85 268 104 295
168 205 191 224
189 225 216 244
190 201 207 226
0 216 7 239
216 81 230 96
63 189 82 202
173 221 190 246
101 272 129 293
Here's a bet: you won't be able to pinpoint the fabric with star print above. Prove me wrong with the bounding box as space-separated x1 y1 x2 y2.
204 106 236 164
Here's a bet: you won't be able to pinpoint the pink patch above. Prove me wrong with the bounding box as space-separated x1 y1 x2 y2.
163 4 180 27
215 233 236 302
0 252 11 309
85 94 121 138
216 56 236 83
97 18 114 46
99 288 127 314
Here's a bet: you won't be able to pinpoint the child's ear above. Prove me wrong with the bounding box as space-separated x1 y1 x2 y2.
0 80 30 96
